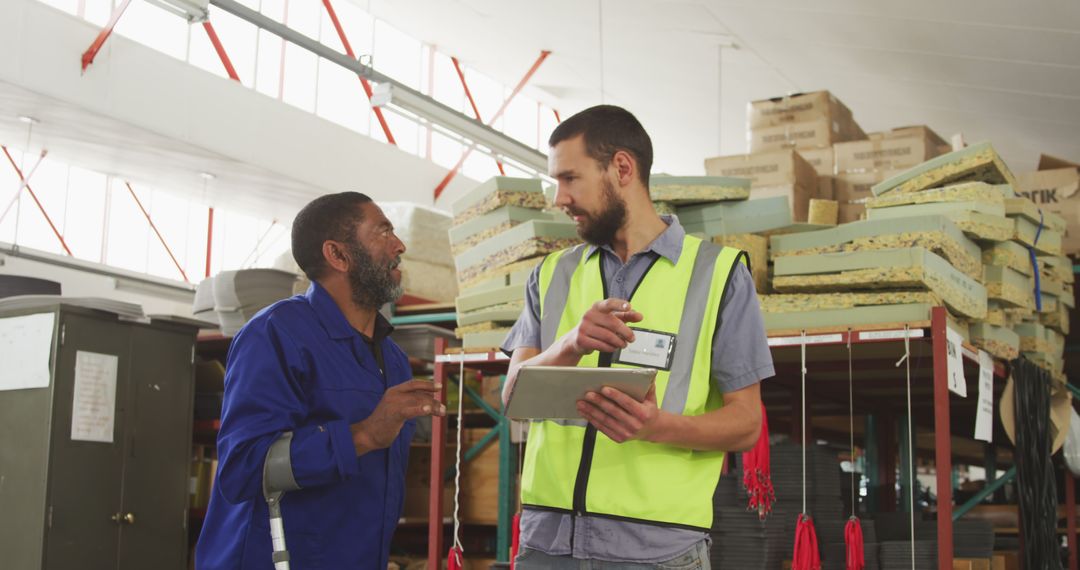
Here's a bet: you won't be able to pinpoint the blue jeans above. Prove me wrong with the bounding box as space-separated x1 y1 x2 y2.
514 540 711 570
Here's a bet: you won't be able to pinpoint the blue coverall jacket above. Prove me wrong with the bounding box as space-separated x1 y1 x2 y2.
196 282 415 569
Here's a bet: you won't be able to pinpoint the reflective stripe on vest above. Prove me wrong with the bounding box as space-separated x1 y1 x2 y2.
521 234 746 530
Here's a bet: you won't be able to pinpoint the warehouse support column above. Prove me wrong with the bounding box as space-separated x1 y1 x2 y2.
428 338 449 570
931 306 954 570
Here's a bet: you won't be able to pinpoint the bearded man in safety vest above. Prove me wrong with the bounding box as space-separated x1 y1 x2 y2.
500 105 775 568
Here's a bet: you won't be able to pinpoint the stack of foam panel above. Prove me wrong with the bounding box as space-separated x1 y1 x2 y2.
449 177 580 349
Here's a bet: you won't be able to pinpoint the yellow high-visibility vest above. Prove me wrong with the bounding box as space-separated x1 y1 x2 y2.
520 235 746 530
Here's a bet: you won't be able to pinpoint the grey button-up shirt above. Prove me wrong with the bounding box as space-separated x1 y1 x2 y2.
500 215 775 562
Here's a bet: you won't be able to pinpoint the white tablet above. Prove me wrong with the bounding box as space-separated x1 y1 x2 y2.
503 366 656 420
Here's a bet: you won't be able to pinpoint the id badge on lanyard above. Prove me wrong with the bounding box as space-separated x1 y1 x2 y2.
613 327 677 371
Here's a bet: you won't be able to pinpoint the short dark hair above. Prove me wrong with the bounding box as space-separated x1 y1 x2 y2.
291 192 373 280
548 105 653 186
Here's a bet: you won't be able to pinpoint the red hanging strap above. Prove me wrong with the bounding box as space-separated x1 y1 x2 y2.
510 512 522 568
844 516 865 570
447 546 465 570
742 402 775 519
792 514 821 570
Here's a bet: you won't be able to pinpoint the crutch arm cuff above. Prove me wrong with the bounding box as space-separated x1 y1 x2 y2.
263 431 301 496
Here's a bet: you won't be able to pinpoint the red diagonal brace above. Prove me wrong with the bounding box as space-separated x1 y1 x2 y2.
433 50 551 200
81 0 133 72
124 182 190 283
1 147 73 257
553 108 561 123
321 0 397 146
203 21 241 82
451 56 505 175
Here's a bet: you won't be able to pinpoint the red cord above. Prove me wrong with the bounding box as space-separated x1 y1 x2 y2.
447 546 464 570
792 514 821 570
510 512 521 568
742 403 775 519
844 517 865 570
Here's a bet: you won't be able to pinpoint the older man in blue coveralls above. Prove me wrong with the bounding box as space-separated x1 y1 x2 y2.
196 192 445 569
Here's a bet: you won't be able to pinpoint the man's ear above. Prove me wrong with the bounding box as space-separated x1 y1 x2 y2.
611 150 636 188
322 241 350 273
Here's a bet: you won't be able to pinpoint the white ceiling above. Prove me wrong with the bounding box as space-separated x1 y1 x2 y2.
361 0 1080 175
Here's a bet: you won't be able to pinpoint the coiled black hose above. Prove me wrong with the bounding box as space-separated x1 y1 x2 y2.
1011 357 1062 569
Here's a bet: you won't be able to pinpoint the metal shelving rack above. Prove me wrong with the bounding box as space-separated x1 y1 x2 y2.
422 306 1078 570
427 337 516 568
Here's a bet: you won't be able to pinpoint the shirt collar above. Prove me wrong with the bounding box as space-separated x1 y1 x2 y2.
585 214 685 264
305 281 395 342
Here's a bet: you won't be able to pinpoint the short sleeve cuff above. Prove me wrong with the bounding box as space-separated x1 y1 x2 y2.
715 363 774 394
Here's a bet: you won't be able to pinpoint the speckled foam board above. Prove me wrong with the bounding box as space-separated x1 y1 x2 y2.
864 181 1006 209
760 291 940 313
865 201 1013 243
451 176 544 215
451 177 547 226
676 195 793 236
455 284 526 314
462 328 513 349
762 303 935 333
983 241 1035 276
1040 255 1074 284
1012 216 1062 255
456 307 522 328
870 142 1016 197
458 256 548 290
1004 197 1067 233
1041 303 1071 334
970 322 1020 361
770 215 983 282
649 175 751 204
713 233 768 293
449 206 554 248
983 265 1034 309
772 247 987 319
453 220 579 271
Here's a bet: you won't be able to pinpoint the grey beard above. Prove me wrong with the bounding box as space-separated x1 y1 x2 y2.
346 242 403 309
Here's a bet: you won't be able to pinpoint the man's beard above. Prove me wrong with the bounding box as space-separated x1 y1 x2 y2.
345 240 404 309
575 177 627 246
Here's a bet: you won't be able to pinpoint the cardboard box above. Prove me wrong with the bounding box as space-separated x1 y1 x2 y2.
838 202 865 224
704 149 819 190
1015 155 1080 254
797 147 835 176
834 134 943 174
870 125 948 148
797 148 836 199
834 170 902 204
750 117 861 152
748 90 853 129
751 184 816 222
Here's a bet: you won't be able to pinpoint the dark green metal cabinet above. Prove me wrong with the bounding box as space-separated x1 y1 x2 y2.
0 305 197 570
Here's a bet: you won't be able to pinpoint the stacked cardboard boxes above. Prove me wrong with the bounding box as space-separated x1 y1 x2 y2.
705 148 821 223
706 91 869 223
832 125 949 223
747 91 867 153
